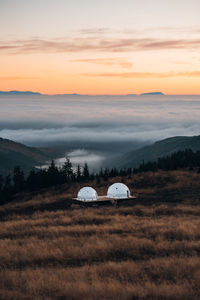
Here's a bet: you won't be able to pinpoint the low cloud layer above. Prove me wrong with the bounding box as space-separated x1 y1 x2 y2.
56 149 104 169
0 95 200 153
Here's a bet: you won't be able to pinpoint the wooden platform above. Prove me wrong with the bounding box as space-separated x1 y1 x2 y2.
71 196 137 207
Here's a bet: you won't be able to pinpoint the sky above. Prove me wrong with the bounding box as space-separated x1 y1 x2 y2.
0 0 200 94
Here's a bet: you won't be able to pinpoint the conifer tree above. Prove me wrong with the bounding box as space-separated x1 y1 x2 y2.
83 163 89 180
0 175 3 192
47 160 59 185
26 169 37 191
76 164 82 182
2 174 12 202
13 166 25 193
62 158 73 181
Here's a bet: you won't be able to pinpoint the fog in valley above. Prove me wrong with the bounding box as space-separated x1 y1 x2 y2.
1 94 200 169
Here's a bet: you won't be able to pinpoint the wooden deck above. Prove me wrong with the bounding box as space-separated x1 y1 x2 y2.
71 196 137 207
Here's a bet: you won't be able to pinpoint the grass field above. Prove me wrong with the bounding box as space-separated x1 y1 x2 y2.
0 170 200 300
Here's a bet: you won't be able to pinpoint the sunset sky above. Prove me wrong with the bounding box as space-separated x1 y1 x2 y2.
0 0 200 94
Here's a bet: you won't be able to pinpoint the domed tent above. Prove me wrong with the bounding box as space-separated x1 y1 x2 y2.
107 183 131 199
77 186 98 201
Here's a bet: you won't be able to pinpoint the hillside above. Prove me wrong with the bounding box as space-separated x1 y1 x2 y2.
111 135 200 168
0 170 200 300
0 138 63 175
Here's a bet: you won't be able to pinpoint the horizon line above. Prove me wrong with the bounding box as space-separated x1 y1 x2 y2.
0 90 200 96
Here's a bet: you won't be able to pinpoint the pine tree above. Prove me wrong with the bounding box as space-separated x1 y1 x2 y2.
83 163 89 180
26 169 37 191
0 175 3 192
76 164 82 182
2 174 13 202
99 168 104 178
47 160 59 186
4 175 12 189
13 166 25 193
62 158 73 182
103 168 109 181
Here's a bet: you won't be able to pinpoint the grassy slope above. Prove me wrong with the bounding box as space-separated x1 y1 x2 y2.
0 170 200 300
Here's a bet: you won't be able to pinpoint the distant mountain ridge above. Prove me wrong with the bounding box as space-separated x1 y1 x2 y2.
140 92 164 96
0 91 165 96
0 91 41 95
111 135 200 168
0 138 63 175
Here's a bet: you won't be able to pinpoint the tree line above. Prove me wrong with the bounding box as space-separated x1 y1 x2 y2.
1 149 200 205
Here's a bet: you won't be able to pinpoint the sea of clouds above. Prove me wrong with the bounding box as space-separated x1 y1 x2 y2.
0 94 200 145
0 94 200 167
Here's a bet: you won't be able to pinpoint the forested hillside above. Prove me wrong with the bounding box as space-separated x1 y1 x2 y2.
111 135 200 168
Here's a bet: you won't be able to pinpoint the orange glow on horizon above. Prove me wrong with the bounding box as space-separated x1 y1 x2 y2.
0 40 200 95
0 74 200 95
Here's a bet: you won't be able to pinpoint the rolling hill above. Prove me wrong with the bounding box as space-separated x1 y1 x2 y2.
111 135 200 168
0 138 63 175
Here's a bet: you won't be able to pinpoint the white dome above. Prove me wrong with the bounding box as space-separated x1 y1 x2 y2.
77 186 98 201
107 183 130 199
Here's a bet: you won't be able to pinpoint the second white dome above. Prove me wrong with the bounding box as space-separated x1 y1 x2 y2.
107 183 130 199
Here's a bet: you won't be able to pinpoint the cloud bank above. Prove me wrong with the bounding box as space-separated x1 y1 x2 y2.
0 95 200 153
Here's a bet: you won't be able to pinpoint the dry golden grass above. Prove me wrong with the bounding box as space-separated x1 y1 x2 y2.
0 170 200 299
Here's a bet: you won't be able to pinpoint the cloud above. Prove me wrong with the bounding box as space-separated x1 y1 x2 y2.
81 71 200 79
139 39 200 50
0 95 200 150
0 76 38 80
178 71 200 77
0 36 200 54
72 58 133 68
79 27 200 36
1 121 200 150
79 28 112 35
